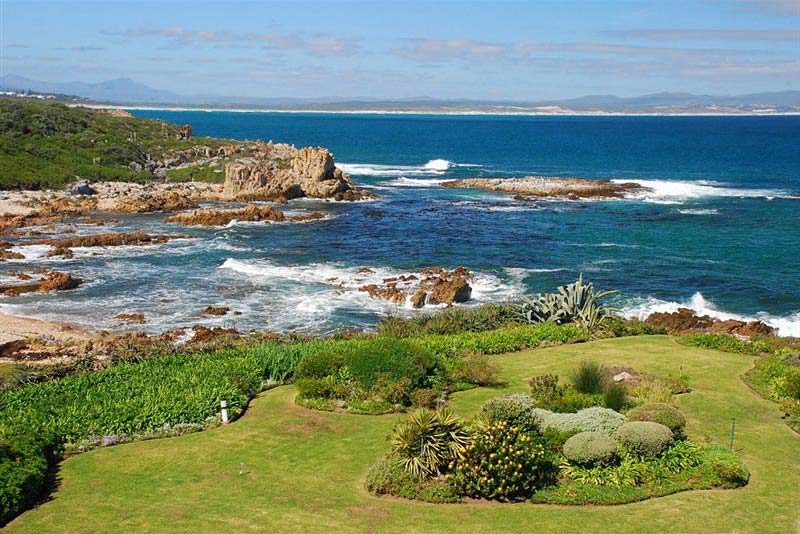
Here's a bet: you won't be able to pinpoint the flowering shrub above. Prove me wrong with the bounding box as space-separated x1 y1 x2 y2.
450 421 557 501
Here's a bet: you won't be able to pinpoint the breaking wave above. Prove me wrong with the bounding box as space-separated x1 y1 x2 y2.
615 179 797 204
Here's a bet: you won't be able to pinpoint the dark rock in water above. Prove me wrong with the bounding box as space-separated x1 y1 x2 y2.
201 306 230 316
644 307 774 337
69 180 98 196
0 270 83 296
358 266 473 308
115 313 146 324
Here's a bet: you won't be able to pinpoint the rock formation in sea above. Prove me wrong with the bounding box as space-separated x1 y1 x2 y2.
223 141 377 201
441 176 641 199
644 308 774 337
0 270 83 296
358 267 473 308
164 205 326 226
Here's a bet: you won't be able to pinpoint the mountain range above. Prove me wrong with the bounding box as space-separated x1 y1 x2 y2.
2 74 799 114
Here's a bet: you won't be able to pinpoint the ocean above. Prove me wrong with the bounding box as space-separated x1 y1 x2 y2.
3 111 799 336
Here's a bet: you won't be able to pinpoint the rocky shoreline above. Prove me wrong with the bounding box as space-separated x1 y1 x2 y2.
441 176 642 199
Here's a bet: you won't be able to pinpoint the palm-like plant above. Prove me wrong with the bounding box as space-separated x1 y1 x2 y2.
390 408 469 479
519 274 617 330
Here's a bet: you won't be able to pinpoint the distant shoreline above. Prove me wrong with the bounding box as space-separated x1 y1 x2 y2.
73 103 800 117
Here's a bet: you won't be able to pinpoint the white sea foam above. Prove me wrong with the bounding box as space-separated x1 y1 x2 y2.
338 159 465 178
677 208 720 215
615 179 795 204
621 292 800 337
8 244 52 261
385 177 451 187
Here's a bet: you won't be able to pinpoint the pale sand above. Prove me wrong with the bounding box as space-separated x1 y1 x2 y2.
0 311 92 344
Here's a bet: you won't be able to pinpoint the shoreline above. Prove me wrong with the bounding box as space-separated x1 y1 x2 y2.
0 310 92 345
74 103 800 117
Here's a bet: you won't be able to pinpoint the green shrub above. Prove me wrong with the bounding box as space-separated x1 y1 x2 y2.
528 373 565 408
390 409 469 479
378 304 521 337
571 361 606 394
344 338 435 389
365 458 461 503
615 421 674 459
0 425 59 525
295 351 345 380
563 431 618 466
534 407 627 436
771 367 800 400
703 446 750 487
603 382 628 412
450 421 557 501
411 388 439 409
480 394 540 433
626 403 687 440
447 353 500 386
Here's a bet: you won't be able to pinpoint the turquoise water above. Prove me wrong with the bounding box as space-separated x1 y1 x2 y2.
3 112 799 335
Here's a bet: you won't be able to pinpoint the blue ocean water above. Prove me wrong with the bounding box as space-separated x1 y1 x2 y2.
3 111 799 335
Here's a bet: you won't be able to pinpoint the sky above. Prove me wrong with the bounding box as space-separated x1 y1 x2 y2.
1 0 798 101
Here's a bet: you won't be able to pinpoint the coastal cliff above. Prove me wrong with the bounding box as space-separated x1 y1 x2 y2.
223 141 375 201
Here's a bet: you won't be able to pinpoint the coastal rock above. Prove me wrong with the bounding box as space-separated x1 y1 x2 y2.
441 176 641 199
0 242 24 261
644 308 774 337
223 141 376 201
37 232 173 249
357 267 473 307
0 270 83 296
115 313 146 324
176 124 193 140
201 306 230 316
69 180 98 196
96 109 133 118
164 206 286 226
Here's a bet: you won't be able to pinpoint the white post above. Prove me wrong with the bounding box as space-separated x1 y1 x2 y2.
220 400 229 424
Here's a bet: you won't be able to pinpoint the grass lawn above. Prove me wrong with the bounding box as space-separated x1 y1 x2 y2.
6 336 799 533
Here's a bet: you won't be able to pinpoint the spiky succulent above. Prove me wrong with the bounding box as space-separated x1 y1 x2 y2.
519 275 617 330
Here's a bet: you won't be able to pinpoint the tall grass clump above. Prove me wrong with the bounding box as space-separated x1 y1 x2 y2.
571 361 606 395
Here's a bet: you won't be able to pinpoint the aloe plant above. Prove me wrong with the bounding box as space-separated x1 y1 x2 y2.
519 275 617 330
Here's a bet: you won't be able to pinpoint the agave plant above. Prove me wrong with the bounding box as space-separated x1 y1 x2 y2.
519 275 617 330
390 408 470 479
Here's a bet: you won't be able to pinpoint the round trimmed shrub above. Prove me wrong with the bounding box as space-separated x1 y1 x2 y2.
480 394 540 433
534 407 627 436
615 421 674 458
563 431 618 466
627 403 686 439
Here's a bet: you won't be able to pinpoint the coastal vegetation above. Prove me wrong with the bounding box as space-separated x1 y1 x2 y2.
0 99 228 189
4 336 797 532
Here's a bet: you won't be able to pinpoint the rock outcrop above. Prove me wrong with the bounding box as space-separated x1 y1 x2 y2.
0 270 82 296
358 267 473 308
0 242 24 261
223 141 376 201
37 232 173 249
164 205 326 226
644 308 774 337
442 177 642 200
201 306 229 316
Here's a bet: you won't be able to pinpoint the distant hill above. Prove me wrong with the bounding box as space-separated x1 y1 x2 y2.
2 74 799 113
0 75 180 104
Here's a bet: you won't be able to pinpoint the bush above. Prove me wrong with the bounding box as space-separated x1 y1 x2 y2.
571 361 606 394
528 373 564 407
480 394 540 433
447 354 500 386
390 409 469 479
703 447 750 487
412 388 439 409
295 351 345 380
377 304 520 337
680 333 765 356
0 426 59 525
450 421 558 501
615 421 674 459
603 382 628 412
563 431 618 466
535 407 627 436
627 403 687 440
365 458 461 503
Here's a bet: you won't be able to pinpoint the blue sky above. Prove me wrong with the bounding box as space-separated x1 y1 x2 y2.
1 0 798 100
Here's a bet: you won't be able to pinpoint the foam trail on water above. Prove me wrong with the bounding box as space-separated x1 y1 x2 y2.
621 292 800 337
339 159 464 178
615 179 795 204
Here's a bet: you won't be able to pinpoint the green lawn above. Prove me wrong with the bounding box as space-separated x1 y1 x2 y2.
6 336 799 533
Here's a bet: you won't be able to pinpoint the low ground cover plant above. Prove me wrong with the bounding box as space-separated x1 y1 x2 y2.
745 353 800 433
